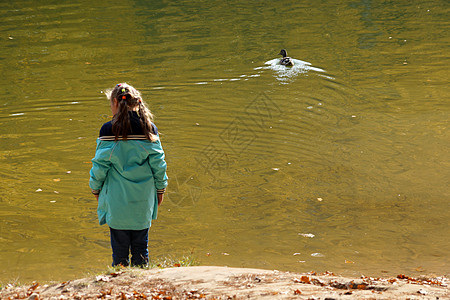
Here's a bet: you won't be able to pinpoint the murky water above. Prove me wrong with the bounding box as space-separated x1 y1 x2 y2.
0 0 449 283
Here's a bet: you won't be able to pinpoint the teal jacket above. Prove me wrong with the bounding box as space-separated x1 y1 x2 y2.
89 135 168 230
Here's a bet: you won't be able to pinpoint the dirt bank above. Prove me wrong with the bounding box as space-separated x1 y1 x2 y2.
1 266 448 299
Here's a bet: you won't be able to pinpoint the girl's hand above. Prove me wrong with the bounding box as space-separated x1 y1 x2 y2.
95 194 99 201
157 193 164 206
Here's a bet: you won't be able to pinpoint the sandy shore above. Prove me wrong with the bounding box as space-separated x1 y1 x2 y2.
1 266 448 299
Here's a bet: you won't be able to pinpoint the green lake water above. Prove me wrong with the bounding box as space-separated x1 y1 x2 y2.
0 0 449 283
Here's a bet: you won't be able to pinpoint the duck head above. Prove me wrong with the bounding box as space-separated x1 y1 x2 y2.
279 49 288 57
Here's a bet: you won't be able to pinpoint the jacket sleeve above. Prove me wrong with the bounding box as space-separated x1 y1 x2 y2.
89 140 114 191
148 139 168 190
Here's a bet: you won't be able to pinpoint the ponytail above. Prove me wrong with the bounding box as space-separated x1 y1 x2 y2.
106 83 157 142
111 91 131 140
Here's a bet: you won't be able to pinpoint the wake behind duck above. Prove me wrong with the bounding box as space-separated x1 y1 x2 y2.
190 49 330 86
256 49 329 83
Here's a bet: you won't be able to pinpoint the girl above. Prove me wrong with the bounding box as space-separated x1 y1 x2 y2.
89 83 168 267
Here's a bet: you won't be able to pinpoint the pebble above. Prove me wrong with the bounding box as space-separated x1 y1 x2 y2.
28 293 39 300
418 288 428 295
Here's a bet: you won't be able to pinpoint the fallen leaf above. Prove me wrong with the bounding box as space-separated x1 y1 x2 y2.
301 276 311 284
53 178 61 182
357 284 367 289
345 260 354 264
317 197 323 201
347 282 368 289
35 188 42 192
222 252 230 256
27 282 39 296
293 253 301 256
109 271 122 277
294 289 302 295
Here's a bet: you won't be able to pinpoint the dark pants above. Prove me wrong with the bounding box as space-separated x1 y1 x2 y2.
109 227 149 267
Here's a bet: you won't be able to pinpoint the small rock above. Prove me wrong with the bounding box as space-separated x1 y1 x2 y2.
95 275 110 282
418 288 428 295
28 293 39 300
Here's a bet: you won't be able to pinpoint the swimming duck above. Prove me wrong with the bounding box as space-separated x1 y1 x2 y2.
279 49 294 66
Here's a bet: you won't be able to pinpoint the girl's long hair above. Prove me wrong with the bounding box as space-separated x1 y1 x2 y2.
105 83 157 142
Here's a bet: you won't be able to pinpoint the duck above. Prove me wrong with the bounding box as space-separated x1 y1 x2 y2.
279 49 294 66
